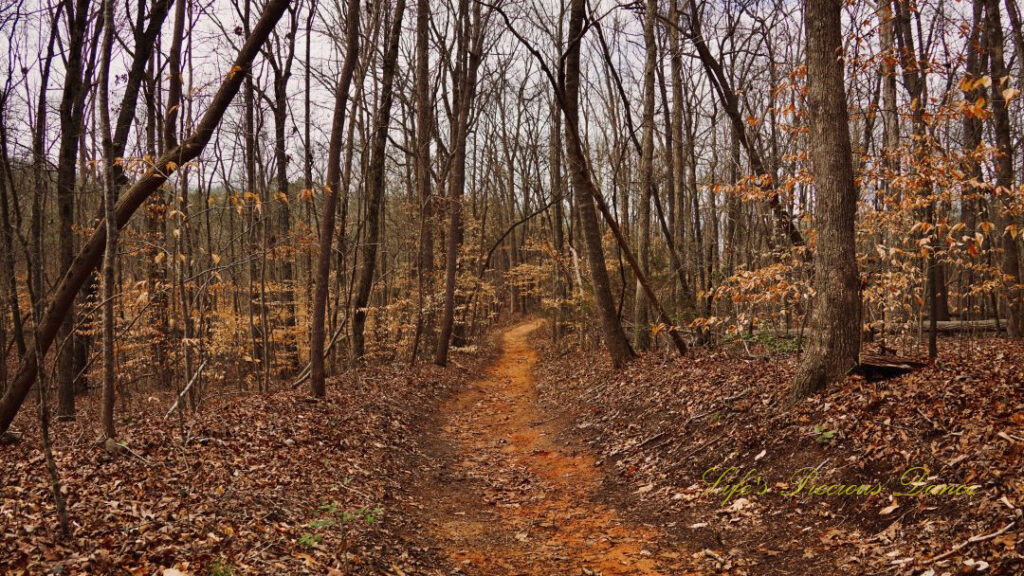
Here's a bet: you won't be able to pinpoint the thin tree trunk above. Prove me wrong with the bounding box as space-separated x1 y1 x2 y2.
961 0 986 319
271 11 299 370
435 0 486 366
0 112 25 356
549 98 568 339
892 0 938 356
97 0 117 440
633 0 656 351
353 0 407 360
55 0 94 420
878 0 900 184
670 0 691 311
410 0 433 361
310 0 361 395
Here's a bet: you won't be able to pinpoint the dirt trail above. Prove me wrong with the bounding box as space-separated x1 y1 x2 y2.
422 320 696 575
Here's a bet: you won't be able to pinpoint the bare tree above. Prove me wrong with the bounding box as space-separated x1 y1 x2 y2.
986 0 1023 336
310 0 362 396
0 0 292 435
352 0 408 360
790 0 861 401
97 0 116 440
562 0 635 368
435 0 487 366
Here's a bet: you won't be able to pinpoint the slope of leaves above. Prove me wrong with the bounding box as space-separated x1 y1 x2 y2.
535 335 1022 575
0 350 488 575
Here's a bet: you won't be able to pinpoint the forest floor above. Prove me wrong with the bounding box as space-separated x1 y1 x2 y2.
2 320 1022 575
0 345 491 575
531 324 1022 576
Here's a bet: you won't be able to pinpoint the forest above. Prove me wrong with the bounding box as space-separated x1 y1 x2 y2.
0 0 1021 573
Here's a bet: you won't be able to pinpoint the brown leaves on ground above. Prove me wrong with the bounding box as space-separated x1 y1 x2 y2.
535 335 1023 575
0 357 481 575
3 330 1021 576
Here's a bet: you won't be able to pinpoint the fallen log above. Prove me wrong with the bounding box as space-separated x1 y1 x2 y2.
923 319 1000 332
854 353 929 381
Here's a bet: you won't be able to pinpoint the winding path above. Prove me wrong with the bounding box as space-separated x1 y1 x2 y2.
421 320 695 575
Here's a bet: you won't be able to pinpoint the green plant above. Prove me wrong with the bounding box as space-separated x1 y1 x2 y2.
740 332 801 354
297 533 323 547
339 506 382 525
317 501 340 515
209 561 235 576
813 424 838 444
305 518 335 530
300 502 383 552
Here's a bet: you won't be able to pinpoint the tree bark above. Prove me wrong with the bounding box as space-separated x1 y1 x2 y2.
97 0 117 440
310 0 361 395
353 0 407 360
790 0 861 401
562 0 635 368
986 0 1023 336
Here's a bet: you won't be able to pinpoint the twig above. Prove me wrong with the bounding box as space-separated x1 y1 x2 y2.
927 521 1015 563
609 432 667 457
723 388 751 403
289 315 350 389
703 549 726 566
683 409 716 427
117 441 153 466
916 408 949 434
166 360 208 416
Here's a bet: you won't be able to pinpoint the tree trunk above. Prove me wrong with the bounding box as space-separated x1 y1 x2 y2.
878 0 900 182
0 111 25 357
550 98 568 339
633 0 656 351
669 0 689 309
986 0 1023 336
562 0 635 368
353 0 407 360
961 0 986 319
271 17 299 370
435 0 486 366
892 0 938 356
410 0 434 360
97 0 117 440
310 0 361 395
55 0 94 420
790 0 861 401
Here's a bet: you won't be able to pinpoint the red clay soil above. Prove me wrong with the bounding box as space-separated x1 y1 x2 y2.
414 320 700 575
